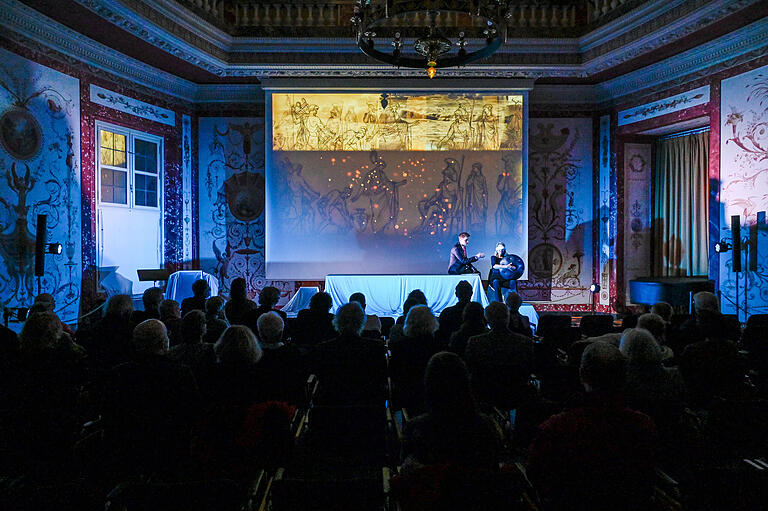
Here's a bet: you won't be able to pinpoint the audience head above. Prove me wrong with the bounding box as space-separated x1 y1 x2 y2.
637 313 665 342
105 294 134 319
484 302 510 330
505 291 523 312
622 313 639 329
651 301 673 323
424 351 477 419
160 299 181 320
406 289 428 306
257 311 284 344
229 278 248 301
214 325 262 365
258 286 280 307
580 341 626 392
142 287 164 313
619 328 662 364
20 311 63 353
33 293 56 311
206 296 226 316
567 340 594 367
28 303 51 315
181 310 206 344
454 280 473 302
132 319 169 356
349 292 367 310
192 279 210 298
309 291 333 313
333 302 366 335
404 305 439 338
693 291 719 314
461 301 486 329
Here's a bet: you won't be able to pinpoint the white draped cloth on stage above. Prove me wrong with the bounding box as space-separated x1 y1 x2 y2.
165 270 219 304
324 274 490 317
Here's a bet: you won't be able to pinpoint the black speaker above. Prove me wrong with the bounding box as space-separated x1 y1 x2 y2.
34 214 47 277
749 218 758 272
755 211 766 272
732 215 741 272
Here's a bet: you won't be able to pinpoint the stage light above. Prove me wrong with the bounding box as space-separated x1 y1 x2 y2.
714 239 732 253
46 242 62 255
589 283 601 294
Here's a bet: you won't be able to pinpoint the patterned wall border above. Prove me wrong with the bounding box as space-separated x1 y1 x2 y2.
598 114 613 306
90 84 176 126
182 113 192 265
618 85 710 126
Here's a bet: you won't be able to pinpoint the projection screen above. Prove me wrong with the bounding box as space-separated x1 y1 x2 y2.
265 88 528 281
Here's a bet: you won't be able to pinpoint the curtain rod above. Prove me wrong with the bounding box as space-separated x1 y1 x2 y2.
658 126 710 141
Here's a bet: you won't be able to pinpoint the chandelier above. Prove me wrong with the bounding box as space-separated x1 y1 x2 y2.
351 1 509 78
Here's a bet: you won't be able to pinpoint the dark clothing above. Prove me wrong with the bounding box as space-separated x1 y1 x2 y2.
204 314 228 344
402 412 501 470
258 343 304 402
527 392 656 511
448 242 479 275
163 317 183 347
243 305 288 340
293 309 335 346
509 311 532 337
130 308 160 325
488 255 517 302
389 333 441 410
181 296 207 317
168 342 216 381
79 315 135 370
312 333 387 406
203 362 264 408
437 299 471 345
679 338 744 406
448 323 488 357
624 363 684 433
224 298 257 326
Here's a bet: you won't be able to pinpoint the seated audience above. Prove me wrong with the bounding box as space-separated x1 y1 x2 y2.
312 302 386 405
679 325 744 407
130 287 164 324
389 295 428 344
293 291 335 346
33 292 75 335
350 292 382 337
506 291 532 337
244 286 287 338
448 301 488 356
395 290 428 325
528 342 656 511
80 294 135 370
402 351 501 471
181 279 210 317
206 326 264 407
160 298 183 347
436 280 473 344
223 277 257 326
389 305 441 410
619 328 684 431
169 310 216 381
651 301 673 323
256 311 302 402
203 296 229 344
636 313 674 360
673 291 729 354
465 302 534 409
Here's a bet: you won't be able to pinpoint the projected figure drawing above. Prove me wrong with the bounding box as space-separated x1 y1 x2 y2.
291 98 312 149
350 151 406 233
464 162 488 235
317 187 353 232
418 157 464 234
283 159 320 232
475 104 499 150
438 103 474 150
496 155 522 235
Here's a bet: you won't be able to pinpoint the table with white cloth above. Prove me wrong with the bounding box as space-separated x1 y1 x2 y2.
324 274 490 317
165 270 219 304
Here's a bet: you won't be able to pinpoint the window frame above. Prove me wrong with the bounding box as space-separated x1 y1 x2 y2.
96 121 163 211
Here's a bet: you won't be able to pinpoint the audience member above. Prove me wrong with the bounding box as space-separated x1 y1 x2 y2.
636 313 674 360
80 294 135 370
244 286 287 338
651 301 673 323
313 302 386 405
33 292 75 335
389 305 441 411
350 292 382 337
465 302 533 408
448 301 488 356
223 278 257 326
256 311 302 402
673 291 728 354
169 310 216 381
293 291 335 346
527 342 656 511
181 279 210 317
389 295 428 344
131 287 164 324
203 296 229 344
160 299 183 347
620 328 684 431
402 352 501 471
206 325 264 407
506 291 532 337
436 280 473 344
395 290 428 325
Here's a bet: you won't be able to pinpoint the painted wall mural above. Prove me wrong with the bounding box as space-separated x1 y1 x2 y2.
720 63 768 318
198 117 296 305
519 118 593 306
623 143 652 304
0 47 81 324
598 115 614 307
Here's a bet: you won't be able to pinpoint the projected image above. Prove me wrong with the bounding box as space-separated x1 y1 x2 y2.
267 92 527 280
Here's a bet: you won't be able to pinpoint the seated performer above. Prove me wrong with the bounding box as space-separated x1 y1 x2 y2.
448 232 485 275
488 242 518 302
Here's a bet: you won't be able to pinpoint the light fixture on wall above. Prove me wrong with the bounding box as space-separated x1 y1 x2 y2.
46 242 62 255
589 283 600 314
351 1 508 78
714 239 732 253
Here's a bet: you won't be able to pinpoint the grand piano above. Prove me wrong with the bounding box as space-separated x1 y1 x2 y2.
629 276 714 311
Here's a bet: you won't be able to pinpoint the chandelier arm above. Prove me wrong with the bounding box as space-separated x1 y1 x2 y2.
359 37 503 69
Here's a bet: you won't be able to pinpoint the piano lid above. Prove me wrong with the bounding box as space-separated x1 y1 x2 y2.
629 277 714 307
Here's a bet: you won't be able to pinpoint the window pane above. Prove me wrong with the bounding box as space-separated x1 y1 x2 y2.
114 133 126 152
114 185 127 205
135 174 157 207
101 185 113 203
135 139 158 173
100 130 113 149
100 148 113 166
101 169 127 205
113 149 126 168
101 168 113 186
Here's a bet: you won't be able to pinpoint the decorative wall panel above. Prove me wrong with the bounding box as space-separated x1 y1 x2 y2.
623 142 652 303
618 86 710 126
519 118 593 307
598 115 613 306
0 47 81 325
719 63 768 317
198 117 296 305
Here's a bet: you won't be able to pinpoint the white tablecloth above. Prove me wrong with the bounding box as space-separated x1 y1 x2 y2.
165 271 219 304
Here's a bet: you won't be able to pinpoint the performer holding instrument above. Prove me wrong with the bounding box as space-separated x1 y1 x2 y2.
488 242 524 302
448 232 485 275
